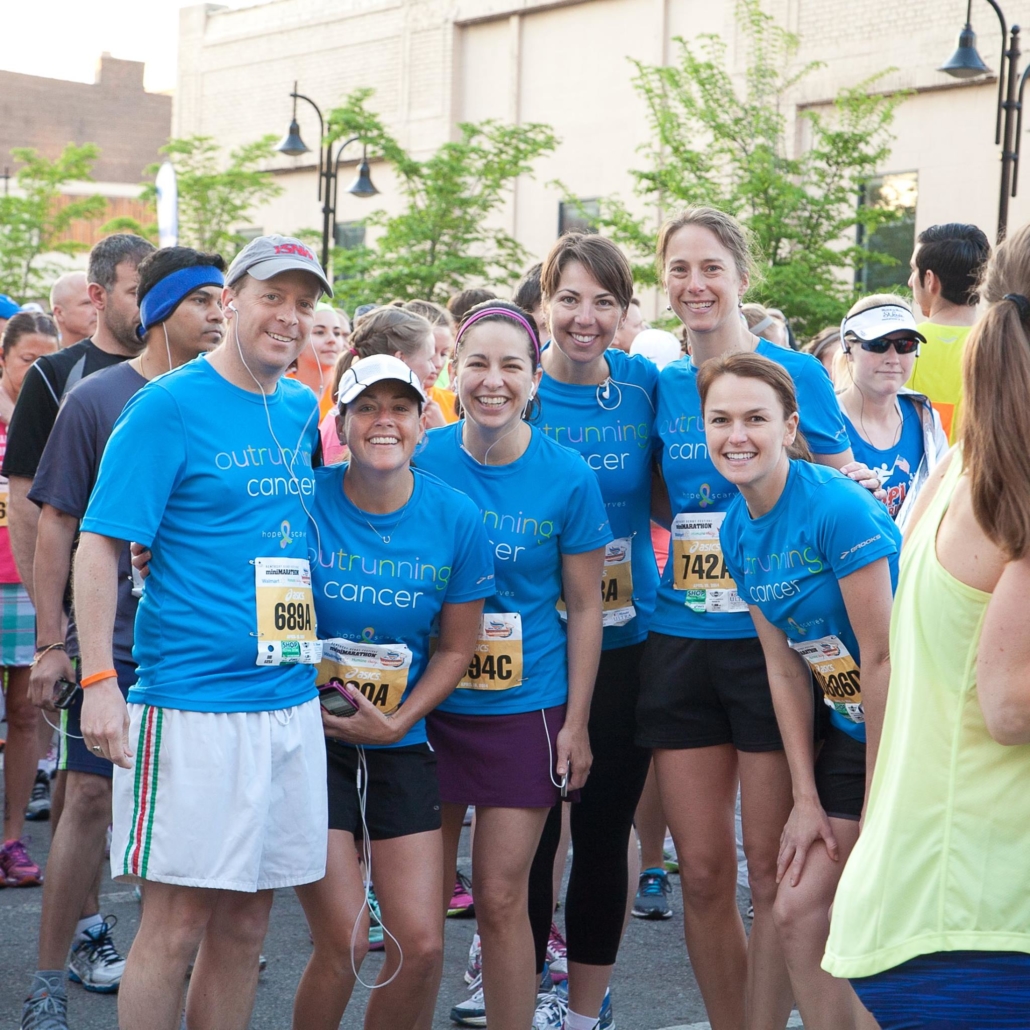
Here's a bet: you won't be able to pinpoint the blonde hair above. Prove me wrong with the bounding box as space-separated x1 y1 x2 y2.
961 222 1030 559
656 207 760 287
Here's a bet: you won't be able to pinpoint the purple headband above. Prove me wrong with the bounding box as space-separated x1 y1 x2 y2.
455 307 541 367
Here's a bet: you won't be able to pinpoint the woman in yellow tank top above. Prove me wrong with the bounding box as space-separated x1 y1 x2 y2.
823 223 1030 1028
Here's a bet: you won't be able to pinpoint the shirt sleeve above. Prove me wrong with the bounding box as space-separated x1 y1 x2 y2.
821 479 899 580
559 459 613 555
1 361 61 479
444 495 496 603
80 386 187 547
794 353 851 456
28 391 98 518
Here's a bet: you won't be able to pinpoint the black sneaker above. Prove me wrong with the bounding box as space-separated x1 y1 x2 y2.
632 867 673 919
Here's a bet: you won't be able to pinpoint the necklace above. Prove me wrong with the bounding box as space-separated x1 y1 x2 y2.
346 473 414 545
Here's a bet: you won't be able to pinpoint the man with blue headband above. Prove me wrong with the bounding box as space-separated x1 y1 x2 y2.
20 247 225 1030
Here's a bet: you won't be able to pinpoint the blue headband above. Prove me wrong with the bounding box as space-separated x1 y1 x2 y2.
136 265 225 340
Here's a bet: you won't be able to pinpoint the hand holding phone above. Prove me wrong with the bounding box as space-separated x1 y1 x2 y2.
318 681 360 718
561 766 570 799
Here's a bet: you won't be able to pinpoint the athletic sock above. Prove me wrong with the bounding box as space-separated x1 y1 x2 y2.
74 914 102 940
565 1010 600 1030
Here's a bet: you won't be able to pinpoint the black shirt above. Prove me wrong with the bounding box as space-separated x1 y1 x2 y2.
1 340 128 479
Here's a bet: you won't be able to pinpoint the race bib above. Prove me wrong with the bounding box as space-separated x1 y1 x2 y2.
557 536 636 628
458 613 524 691
0 480 8 528
791 634 864 724
254 558 322 666
317 638 411 714
671 512 747 614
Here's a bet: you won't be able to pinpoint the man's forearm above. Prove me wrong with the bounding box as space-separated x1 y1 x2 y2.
8 477 40 602
72 532 123 676
33 505 78 646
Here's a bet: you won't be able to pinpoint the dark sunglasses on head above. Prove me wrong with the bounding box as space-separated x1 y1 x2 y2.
846 333 921 355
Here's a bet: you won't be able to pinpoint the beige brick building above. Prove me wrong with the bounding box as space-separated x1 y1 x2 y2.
175 0 1028 305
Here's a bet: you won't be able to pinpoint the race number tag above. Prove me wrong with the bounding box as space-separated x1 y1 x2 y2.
254 558 321 666
458 613 524 691
317 638 411 714
790 634 864 725
0 480 8 528
671 513 747 614
557 536 636 628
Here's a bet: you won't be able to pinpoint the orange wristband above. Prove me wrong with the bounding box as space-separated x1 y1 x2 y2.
81 669 117 689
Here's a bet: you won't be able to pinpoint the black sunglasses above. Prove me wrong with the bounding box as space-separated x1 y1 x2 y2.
846 333 921 355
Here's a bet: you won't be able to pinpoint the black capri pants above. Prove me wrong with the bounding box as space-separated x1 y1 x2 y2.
528 641 653 969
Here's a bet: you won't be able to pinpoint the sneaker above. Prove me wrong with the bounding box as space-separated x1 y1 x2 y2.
368 887 384 951
464 932 481 985
25 771 51 822
632 867 673 920
450 973 486 1026
21 975 68 1030
546 922 567 982
0 838 44 887
533 981 614 1030
447 871 475 918
67 916 125 993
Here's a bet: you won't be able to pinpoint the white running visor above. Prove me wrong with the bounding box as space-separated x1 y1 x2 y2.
840 303 926 345
336 353 428 406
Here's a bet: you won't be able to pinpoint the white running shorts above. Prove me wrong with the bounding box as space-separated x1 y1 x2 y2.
111 698 328 892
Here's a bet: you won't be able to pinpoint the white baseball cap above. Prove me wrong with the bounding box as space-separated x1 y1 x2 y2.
841 302 925 344
336 354 428 406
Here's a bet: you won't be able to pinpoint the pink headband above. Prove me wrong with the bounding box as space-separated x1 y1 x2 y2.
455 307 541 367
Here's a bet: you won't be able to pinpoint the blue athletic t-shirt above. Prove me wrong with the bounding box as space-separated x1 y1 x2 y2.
721 460 901 742
841 396 924 520
309 465 495 748
415 422 612 715
80 356 322 712
652 339 851 640
536 349 659 650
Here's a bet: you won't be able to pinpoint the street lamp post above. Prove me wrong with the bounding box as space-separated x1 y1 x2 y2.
275 81 378 271
939 0 1030 241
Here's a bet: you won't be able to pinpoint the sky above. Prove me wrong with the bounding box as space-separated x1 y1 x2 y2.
3 0 254 93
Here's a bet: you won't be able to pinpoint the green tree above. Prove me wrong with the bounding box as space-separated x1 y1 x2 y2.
584 0 906 337
0 144 107 301
322 89 558 309
107 135 284 258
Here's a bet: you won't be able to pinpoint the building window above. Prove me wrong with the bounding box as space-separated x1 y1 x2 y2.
334 221 366 250
856 172 918 293
558 198 600 236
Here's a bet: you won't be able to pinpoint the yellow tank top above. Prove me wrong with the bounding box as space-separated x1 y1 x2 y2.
823 450 1030 978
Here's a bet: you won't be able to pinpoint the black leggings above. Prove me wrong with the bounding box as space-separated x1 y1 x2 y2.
529 642 652 969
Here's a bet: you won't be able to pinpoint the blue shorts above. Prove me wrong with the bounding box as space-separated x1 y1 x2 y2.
851 951 1030 1029
58 659 137 778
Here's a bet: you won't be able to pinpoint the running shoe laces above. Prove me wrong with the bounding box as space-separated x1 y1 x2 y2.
21 975 68 1030
79 916 122 968
638 870 671 898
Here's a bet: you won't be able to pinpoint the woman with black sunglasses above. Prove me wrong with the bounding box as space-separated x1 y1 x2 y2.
837 295 949 530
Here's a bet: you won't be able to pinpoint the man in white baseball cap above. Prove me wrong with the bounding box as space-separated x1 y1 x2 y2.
70 235 331 1030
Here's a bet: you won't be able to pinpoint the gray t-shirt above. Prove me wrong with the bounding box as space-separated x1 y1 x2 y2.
30 361 148 664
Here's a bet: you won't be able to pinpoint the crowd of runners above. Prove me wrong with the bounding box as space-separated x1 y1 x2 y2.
0 208 1027 1030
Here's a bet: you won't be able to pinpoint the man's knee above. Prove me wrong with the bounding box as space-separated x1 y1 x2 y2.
209 892 273 949
63 773 112 825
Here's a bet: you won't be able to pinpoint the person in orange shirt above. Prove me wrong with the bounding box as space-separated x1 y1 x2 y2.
404 300 459 424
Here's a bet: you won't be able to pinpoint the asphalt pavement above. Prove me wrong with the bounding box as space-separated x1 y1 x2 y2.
0 755 753 1029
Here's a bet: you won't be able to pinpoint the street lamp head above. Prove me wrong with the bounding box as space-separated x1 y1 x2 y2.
276 118 310 157
939 22 992 79
346 152 379 198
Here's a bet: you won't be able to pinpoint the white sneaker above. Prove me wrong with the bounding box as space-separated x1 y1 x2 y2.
67 916 126 993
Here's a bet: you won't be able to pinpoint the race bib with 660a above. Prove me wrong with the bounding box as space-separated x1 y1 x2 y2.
254 558 322 666
317 638 412 713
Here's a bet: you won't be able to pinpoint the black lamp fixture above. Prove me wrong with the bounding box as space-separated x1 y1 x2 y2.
939 0 1030 241
275 81 378 269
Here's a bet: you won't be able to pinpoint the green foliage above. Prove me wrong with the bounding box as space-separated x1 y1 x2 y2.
323 89 558 310
584 0 906 337
110 135 284 259
0 145 107 301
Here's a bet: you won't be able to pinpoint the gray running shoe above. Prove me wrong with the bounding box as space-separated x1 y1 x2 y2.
632 867 673 920
21 975 68 1030
25 771 51 821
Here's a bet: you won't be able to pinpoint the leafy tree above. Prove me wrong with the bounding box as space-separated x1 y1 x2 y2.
583 0 906 337
106 135 284 258
322 89 558 310
0 145 107 301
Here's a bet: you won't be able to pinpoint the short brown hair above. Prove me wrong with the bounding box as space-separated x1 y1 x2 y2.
404 299 454 329
962 221 1030 559
447 288 496 323
540 233 633 309
696 351 812 461
2 311 58 357
656 207 759 287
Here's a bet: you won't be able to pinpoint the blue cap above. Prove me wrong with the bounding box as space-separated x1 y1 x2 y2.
0 295 20 320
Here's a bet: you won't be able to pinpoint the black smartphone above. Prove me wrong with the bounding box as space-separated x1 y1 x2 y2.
318 682 360 718
53 678 80 710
